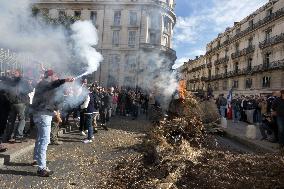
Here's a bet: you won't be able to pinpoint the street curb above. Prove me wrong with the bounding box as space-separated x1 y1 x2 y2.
223 130 276 153
0 141 35 167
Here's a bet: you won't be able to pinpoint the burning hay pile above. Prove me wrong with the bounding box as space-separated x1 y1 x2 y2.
108 92 284 189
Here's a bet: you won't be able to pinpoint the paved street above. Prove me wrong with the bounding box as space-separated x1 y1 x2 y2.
0 116 151 189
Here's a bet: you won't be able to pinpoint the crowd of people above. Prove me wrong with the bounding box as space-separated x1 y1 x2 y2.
0 69 163 177
216 91 284 149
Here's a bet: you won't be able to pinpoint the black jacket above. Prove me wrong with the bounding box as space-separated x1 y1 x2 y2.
32 79 66 115
0 76 32 104
101 92 112 109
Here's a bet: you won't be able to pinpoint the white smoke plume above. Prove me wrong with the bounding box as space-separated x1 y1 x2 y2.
0 0 71 76
71 21 103 79
0 0 103 110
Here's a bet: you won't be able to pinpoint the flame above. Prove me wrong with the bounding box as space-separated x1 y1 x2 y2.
179 80 186 100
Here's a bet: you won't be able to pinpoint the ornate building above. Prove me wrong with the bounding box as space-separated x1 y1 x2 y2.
34 0 177 87
181 0 284 97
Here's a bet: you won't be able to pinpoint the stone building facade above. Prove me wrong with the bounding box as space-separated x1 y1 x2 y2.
181 0 284 97
34 0 177 87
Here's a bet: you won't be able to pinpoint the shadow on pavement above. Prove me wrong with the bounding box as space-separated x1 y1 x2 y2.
6 162 31 167
107 116 152 134
0 169 36 176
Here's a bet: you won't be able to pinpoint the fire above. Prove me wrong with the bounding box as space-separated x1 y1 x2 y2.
178 80 186 100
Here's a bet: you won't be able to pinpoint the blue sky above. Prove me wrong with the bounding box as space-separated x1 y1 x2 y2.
173 0 268 69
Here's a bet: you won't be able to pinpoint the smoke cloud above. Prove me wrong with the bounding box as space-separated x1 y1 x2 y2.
0 0 103 79
71 21 103 78
0 0 103 110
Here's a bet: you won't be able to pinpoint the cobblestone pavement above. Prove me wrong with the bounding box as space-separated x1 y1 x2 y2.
0 116 151 189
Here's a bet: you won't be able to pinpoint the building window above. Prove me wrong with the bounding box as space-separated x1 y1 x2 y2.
233 80 239 89
208 69 212 79
234 62 239 73
235 43 239 53
245 78 253 88
236 28 241 35
265 29 272 41
249 20 254 28
163 16 170 33
128 31 136 47
226 35 230 41
114 11 121 26
267 8 273 17
247 58 252 71
248 37 253 48
74 11 81 18
90 11 97 25
163 36 168 46
262 76 271 88
149 32 156 44
224 65 228 75
112 31 119 46
215 67 219 75
217 40 221 48
216 53 219 60
129 12 137 26
150 13 159 28
225 49 228 58
264 52 271 68
125 55 136 73
223 80 228 90
214 82 219 91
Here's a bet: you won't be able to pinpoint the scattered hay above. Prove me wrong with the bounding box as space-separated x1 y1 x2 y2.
107 92 284 189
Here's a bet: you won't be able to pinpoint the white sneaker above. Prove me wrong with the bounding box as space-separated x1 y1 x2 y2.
91 136 94 139
80 131 86 136
83 139 92 144
85 130 88 133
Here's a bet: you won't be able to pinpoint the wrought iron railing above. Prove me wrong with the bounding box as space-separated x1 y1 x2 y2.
205 7 284 55
231 45 255 59
259 33 284 49
214 56 229 65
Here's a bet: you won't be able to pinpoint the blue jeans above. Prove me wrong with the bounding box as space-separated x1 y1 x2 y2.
220 106 227 118
33 114 52 170
85 114 94 140
277 116 284 145
232 108 241 122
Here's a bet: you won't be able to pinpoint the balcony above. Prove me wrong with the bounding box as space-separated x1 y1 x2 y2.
187 64 206 73
214 56 229 66
139 43 176 59
259 33 284 49
231 46 255 59
205 7 284 55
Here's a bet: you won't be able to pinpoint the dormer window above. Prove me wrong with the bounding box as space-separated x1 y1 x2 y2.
236 28 241 35
235 43 239 53
249 20 253 28
267 8 273 17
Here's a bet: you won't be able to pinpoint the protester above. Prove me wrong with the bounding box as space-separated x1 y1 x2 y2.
99 88 112 130
231 95 241 123
112 92 118 116
31 69 74 177
81 88 96 144
216 94 227 118
272 90 284 149
0 70 33 143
